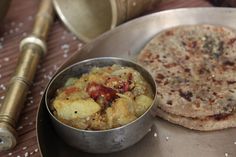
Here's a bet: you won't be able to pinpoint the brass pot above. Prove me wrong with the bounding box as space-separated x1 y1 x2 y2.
53 0 156 42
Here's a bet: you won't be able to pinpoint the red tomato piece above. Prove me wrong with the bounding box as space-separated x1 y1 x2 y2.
86 82 117 104
64 86 78 95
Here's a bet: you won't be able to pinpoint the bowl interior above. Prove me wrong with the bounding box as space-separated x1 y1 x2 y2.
53 0 113 42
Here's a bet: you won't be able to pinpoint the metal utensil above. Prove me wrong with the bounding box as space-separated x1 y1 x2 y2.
45 57 157 153
53 0 158 42
0 0 54 151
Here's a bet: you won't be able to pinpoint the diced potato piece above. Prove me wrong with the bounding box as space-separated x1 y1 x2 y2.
73 79 86 89
56 89 89 103
106 98 136 128
132 84 146 96
65 90 89 100
111 69 132 76
135 95 153 116
116 93 133 101
87 74 105 84
106 107 115 128
53 98 101 120
64 77 78 87
111 68 144 83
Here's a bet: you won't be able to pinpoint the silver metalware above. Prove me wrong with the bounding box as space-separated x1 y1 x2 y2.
37 8 236 157
45 57 157 153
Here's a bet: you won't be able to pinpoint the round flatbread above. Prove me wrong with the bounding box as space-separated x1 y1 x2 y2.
138 24 236 118
156 107 236 131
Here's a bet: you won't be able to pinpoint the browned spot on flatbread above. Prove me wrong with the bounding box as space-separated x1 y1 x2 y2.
211 114 230 121
227 80 236 85
223 60 235 66
179 90 193 102
167 100 172 105
228 37 236 45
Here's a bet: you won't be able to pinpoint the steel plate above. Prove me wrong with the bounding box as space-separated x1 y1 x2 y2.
37 8 236 157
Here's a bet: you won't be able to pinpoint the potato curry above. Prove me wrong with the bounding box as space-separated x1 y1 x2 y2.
51 64 154 130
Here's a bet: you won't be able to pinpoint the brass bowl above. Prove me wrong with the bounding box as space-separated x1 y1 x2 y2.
53 0 155 42
45 57 157 153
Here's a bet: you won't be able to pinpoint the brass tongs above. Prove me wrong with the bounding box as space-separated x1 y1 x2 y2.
0 0 54 151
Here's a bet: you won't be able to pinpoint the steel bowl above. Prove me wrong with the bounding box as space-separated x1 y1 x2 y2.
45 57 157 153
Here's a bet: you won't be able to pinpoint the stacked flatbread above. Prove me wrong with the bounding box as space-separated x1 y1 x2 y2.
138 25 236 131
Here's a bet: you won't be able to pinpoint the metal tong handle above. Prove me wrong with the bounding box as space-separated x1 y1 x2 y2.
0 0 54 151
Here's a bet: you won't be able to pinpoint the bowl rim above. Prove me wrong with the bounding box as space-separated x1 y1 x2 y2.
45 56 157 133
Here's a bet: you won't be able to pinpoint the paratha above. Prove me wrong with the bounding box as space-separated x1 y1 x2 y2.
138 25 236 119
156 107 236 131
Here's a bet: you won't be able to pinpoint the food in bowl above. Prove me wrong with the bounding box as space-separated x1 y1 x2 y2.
46 57 157 153
51 64 154 130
